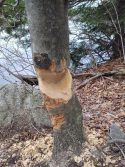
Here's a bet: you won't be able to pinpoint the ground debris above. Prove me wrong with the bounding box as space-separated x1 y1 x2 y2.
74 58 125 166
0 131 53 167
1 58 125 166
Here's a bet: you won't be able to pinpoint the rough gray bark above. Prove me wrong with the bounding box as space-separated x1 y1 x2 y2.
25 0 85 166
52 95 84 155
25 0 70 70
50 95 84 167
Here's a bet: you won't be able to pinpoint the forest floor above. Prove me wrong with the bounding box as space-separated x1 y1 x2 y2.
74 57 125 167
0 58 125 167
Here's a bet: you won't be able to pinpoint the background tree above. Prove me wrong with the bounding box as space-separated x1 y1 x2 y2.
24 0 85 166
69 0 125 70
0 0 30 46
111 0 125 59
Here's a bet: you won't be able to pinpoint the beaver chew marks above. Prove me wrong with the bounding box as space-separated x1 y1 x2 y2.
51 114 65 130
43 94 67 110
35 59 72 102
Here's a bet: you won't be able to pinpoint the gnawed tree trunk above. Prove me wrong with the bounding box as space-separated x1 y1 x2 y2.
25 0 85 166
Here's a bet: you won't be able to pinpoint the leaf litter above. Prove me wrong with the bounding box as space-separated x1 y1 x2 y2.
0 58 125 166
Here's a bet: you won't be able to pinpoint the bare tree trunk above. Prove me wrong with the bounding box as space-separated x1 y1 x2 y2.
25 0 85 166
112 0 125 59
112 23 124 59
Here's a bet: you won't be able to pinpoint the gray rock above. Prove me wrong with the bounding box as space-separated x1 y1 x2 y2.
109 123 125 140
0 84 51 128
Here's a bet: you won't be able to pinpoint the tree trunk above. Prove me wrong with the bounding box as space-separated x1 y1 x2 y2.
112 23 124 59
25 0 85 166
112 0 125 59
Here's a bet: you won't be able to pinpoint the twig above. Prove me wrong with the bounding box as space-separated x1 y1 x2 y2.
104 76 114 81
0 63 37 86
30 122 45 135
13 0 20 10
0 64 26 83
108 135 125 159
72 72 94 78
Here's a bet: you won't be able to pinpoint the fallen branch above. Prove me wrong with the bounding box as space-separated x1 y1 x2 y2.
15 74 38 85
0 64 38 85
76 71 117 90
0 64 24 82
107 139 125 144
72 72 94 78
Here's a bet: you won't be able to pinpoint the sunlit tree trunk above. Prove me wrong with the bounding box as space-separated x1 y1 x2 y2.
25 0 85 166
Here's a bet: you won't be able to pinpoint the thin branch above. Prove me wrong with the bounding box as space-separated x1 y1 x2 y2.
13 0 20 10
72 72 94 78
0 63 24 82
76 71 117 90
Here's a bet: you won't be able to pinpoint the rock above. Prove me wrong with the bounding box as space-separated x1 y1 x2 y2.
109 123 125 140
0 84 51 129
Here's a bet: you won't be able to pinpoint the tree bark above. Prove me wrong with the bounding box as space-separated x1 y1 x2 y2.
112 0 125 59
25 0 85 166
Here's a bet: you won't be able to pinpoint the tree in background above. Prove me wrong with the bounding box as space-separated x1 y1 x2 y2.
69 0 125 68
24 0 85 166
0 0 30 46
111 0 125 59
